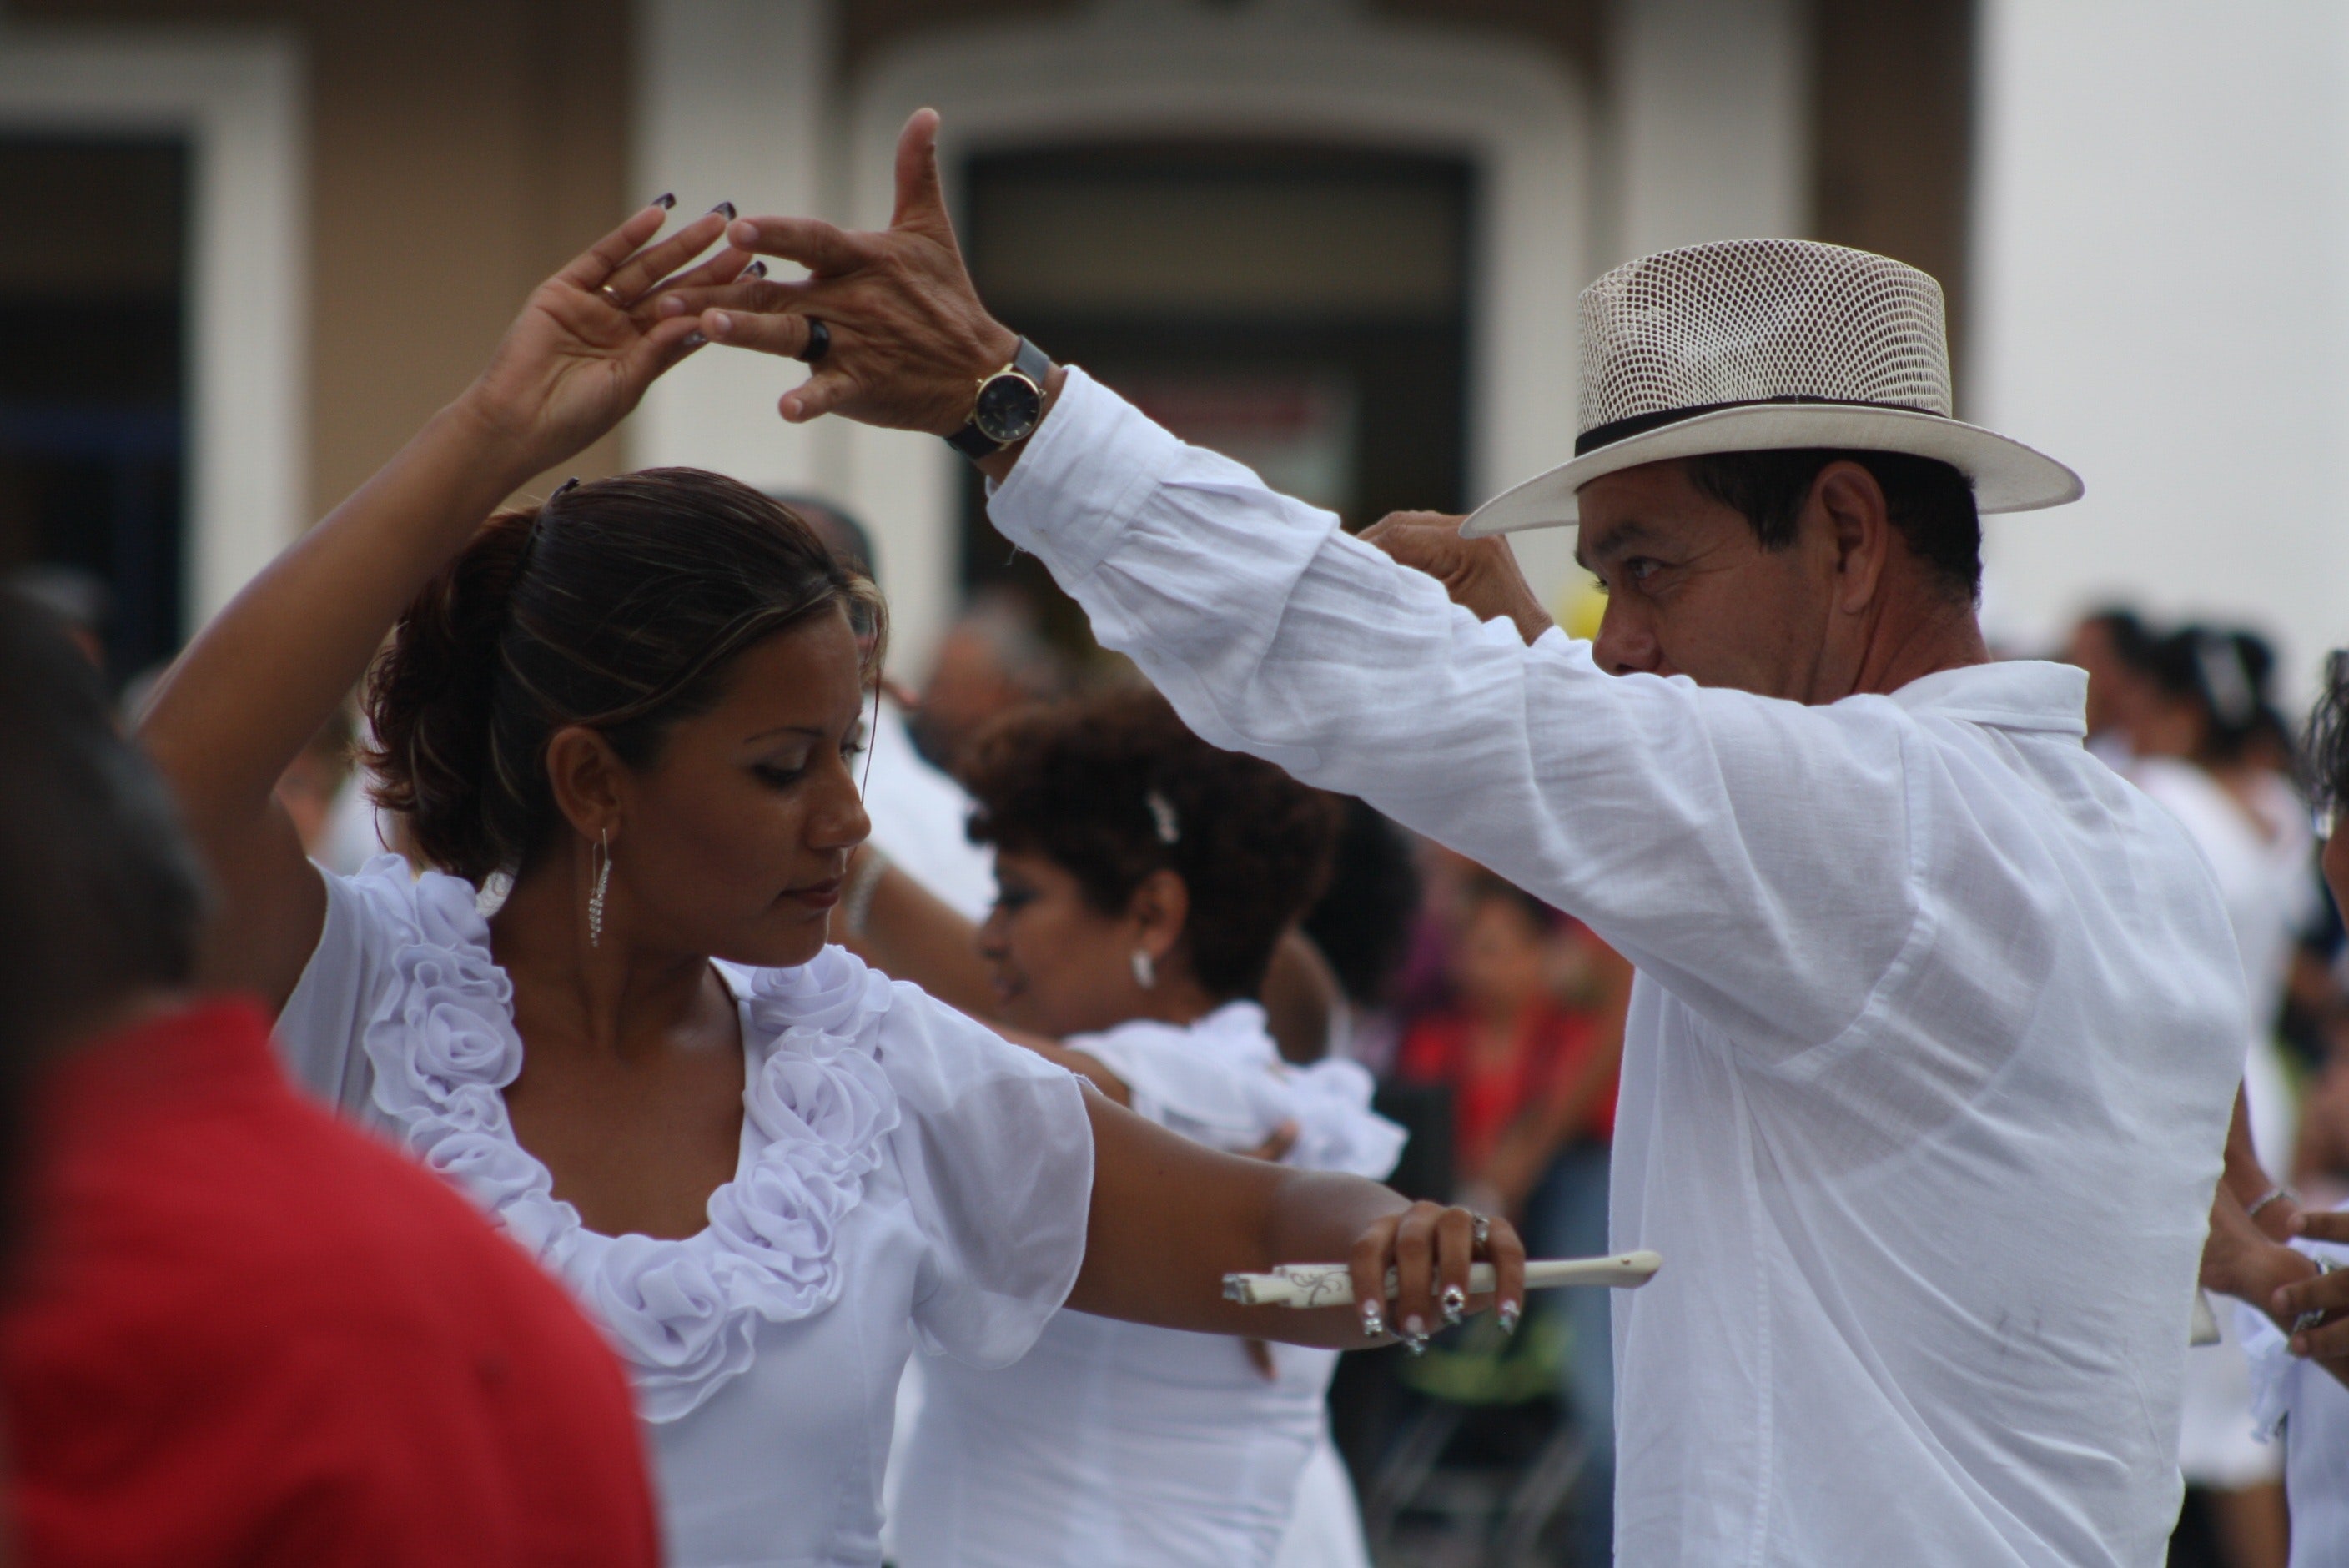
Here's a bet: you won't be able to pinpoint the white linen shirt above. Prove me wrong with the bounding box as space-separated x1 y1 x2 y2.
275 860 1094 1568
988 369 2247 1566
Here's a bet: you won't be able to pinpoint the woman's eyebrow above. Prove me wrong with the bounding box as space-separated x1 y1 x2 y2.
742 723 829 744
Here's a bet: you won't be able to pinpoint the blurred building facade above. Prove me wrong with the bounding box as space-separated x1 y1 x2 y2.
0 0 2335 688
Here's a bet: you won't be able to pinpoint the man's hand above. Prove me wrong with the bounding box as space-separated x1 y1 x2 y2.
1360 511 1555 646
652 108 1029 438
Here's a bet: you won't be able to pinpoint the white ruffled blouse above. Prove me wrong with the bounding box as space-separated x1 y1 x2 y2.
275 858 1094 1568
893 1003 1402 1568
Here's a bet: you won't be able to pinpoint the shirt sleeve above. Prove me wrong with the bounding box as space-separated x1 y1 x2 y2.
1074 1020 1290 1151
988 370 1925 1063
274 856 418 1114
876 983 1096 1367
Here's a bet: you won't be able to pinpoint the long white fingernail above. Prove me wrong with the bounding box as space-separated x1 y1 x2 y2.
1498 1300 1522 1335
1440 1285 1466 1326
1360 1302 1386 1339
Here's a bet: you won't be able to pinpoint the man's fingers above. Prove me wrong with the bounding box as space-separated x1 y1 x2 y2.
2274 1266 2349 1321
891 108 948 232
2296 1211 2349 1243
555 200 673 290
655 278 806 322
2296 1311 2349 1361
727 214 873 276
781 369 858 424
701 307 817 360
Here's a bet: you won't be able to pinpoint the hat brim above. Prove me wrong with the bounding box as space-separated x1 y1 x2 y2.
1459 404 2083 538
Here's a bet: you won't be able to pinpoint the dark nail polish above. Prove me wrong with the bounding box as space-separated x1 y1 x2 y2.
747 260 768 279
710 200 736 220
651 192 676 210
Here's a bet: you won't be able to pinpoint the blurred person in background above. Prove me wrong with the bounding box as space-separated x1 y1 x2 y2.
846 686 1403 1568
273 701 356 860
2196 646 2349 1568
3 566 108 675
1393 871 1627 1562
908 587 1074 771
0 593 660 1566
136 202 1517 1568
2062 606 2161 770
1295 798 1423 1076
2131 625 2311 1568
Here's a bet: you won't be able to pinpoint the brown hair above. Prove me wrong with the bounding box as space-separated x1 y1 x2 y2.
960 687 1340 1001
365 468 882 882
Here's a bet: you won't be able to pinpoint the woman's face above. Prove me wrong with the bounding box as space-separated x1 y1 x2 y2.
1451 897 1550 1018
608 610 871 969
978 848 1157 1037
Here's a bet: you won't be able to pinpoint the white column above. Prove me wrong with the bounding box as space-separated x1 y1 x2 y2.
1971 0 2349 690
629 0 840 498
1609 0 1812 260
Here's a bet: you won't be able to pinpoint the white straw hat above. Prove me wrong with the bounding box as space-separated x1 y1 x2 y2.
1461 239 2082 537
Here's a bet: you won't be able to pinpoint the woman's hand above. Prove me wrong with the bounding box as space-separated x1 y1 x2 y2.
456 199 747 481
1348 1198 1527 1349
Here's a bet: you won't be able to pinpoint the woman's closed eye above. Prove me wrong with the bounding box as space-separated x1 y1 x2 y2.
753 737 863 789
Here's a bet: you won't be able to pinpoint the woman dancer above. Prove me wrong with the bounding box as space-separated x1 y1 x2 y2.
136 203 1522 1568
872 688 1404 1568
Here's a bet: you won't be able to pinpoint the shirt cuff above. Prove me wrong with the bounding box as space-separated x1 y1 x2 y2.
987 366 1191 584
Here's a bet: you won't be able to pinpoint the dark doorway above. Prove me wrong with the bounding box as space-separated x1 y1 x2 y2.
959 142 1473 656
0 134 188 685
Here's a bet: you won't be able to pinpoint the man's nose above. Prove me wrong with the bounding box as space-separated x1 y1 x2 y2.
1592 601 1660 676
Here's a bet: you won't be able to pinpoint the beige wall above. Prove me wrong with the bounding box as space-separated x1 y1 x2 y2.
22 0 632 521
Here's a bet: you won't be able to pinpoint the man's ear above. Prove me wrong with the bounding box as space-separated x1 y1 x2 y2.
1127 867 1192 962
1812 460 1892 613
544 725 629 845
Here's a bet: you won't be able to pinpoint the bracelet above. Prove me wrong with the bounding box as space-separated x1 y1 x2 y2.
2247 1186 2299 1223
841 848 890 937
2294 1256 2340 1342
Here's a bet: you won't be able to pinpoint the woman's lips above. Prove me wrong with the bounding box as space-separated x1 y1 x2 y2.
790 877 844 910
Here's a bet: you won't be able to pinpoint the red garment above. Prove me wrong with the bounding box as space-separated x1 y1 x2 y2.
0 1000 659 1568
1397 1003 1616 1181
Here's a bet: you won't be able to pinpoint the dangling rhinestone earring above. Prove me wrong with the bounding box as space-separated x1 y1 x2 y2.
588 828 611 947
1130 949 1156 989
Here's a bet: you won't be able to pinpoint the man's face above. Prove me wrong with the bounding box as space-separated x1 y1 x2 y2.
1574 460 1842 700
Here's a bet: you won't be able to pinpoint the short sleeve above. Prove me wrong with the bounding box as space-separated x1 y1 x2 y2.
274 855 423 1116
874 983 1095 1368
1077 1020 1290 1150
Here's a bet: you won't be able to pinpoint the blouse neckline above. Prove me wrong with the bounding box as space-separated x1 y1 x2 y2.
353 862 903 1422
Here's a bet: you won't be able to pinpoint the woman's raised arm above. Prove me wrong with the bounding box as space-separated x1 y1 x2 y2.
138 203 739 1007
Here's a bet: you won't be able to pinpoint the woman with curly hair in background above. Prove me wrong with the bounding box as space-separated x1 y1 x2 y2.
854 686 1406 1568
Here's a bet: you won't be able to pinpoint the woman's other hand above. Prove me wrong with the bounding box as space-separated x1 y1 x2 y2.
457 199 744 480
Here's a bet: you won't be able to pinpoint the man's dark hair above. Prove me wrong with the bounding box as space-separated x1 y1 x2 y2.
2307 651 2349 819
1681 448 1982 600
0 593 206 1056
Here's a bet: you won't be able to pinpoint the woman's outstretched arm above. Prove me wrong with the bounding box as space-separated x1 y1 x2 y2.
1070 1093 1526 1349
138 204 737 1006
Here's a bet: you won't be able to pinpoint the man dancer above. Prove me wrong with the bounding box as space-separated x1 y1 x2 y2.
677 112 2245 1565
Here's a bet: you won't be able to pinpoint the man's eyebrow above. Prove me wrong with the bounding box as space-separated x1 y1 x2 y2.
1577 518 1660 570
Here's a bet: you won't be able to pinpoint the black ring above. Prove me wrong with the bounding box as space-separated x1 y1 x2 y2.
797 318 831 365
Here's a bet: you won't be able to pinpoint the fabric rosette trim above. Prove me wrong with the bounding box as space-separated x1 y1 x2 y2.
350 857 902 1422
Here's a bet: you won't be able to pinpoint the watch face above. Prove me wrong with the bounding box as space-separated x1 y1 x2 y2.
973 372 1044 445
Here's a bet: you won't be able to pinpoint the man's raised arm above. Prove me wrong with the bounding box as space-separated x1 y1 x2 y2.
666 109 1924 1063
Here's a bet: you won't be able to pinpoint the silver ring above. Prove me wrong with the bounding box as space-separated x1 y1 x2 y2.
1471 1213 1491 1250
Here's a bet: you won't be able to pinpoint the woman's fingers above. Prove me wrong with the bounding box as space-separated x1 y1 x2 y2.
598 210 732 308
2294 1309 2349 1361
637 242 756 309
1391 1200 1444 1348
1485 1212 1528 1334
554 199 676 291
621 313 714 385
1432 1205 1476 1329
1349 1213 1400 1343
727 214 875 276
2296 1211 2349 1244
654 277 807 323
